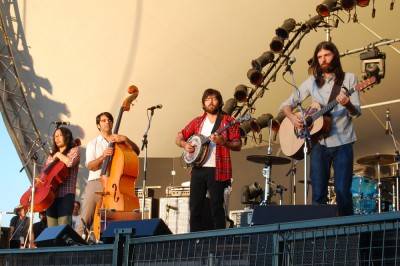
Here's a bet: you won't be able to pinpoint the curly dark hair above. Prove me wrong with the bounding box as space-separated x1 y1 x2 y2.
51 127 75 155
201 88 223 113
310 41 344 88
96 112 114 129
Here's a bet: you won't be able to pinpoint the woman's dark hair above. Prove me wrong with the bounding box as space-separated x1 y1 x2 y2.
310 41 344 88
201 88 223 111
51 127 75 155
96 112 114 128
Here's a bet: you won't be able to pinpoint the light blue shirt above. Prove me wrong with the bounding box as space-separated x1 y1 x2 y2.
280 72 361 147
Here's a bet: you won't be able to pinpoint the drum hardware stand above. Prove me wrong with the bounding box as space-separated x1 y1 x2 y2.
19 137 46 248
140 107 159 219
286 160 297 205
260 120 275 206
376 163 383 213
385 108 400 211
275 184 287 206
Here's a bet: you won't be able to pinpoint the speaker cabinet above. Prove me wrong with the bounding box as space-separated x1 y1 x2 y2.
251 205 338 226
101 218 172 243
159 197 190 234
35 224 87 247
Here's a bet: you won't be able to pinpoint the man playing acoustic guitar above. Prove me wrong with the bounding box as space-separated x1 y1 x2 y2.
176 88 242 231
280 41 361 216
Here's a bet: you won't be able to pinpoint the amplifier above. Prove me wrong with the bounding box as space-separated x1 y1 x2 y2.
138 197 159 219
159 197 190 234
165 186 190 197
135 188 155 198
229 209 254 227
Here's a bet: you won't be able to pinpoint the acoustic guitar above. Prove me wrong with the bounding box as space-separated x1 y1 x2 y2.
279 76 377 159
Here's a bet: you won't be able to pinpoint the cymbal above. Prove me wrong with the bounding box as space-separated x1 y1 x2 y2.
356 154 396 166
246 155 291 165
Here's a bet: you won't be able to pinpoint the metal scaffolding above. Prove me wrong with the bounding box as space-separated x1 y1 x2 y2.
0 1 47 180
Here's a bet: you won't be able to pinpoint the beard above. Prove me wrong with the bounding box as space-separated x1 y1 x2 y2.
203 104 219 114
320 63 335 73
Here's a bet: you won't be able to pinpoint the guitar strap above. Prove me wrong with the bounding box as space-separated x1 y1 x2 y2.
327 78 344 104
210 112 223 134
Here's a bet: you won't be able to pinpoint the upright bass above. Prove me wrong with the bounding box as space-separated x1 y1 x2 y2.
92 85 140 240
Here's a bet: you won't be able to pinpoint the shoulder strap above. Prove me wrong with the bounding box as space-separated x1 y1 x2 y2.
211 112 223 134
328 77 344 103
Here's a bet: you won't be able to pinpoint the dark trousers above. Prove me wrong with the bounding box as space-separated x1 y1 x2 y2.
310 142 354 216
190 167 230 232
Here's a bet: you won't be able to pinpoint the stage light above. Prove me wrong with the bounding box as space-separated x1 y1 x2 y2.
222 98 238 115
241 182 263 205
360 48 385 80
251 51 275 70
250 113 280 132
250 113 273 132
341 0 356 10
356 0 370 7
247 68 263 86
270 36 285 53
239 119 253 137
303 15 324 29
233 85 248 103
276 18 296 39
316 0 338 17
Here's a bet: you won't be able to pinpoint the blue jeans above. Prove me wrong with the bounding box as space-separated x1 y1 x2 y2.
310 142 354 216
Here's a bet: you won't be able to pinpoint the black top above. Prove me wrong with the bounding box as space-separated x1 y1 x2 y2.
9 216 29 240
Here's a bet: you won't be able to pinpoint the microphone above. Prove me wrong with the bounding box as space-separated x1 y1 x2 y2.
166 204 178 211
283 57 296 74
385 109 391 135
51 121 70 126
147 104 163 111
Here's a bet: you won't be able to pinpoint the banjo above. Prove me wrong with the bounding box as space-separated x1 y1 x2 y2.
182 113 251 167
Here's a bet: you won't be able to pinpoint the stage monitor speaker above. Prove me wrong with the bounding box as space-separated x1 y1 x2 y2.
35 224 87 247
102 218 172 243
251 205 338 226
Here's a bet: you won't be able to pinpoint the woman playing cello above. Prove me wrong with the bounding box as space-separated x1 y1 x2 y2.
44 127 80 227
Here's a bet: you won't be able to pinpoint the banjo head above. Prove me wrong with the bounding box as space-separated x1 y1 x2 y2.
182 135 207 165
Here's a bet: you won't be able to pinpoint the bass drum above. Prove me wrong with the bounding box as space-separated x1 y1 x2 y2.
351 175 377 214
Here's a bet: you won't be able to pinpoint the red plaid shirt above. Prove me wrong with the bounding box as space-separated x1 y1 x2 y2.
181 112 241 181
45 146 80 197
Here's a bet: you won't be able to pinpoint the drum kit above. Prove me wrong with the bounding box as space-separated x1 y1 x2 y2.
352 153 399 214
245 151 399 215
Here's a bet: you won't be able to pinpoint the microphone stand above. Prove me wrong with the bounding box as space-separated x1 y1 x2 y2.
19 137 46 248
140 109 156 219
285 67 311 205
386 109 400 211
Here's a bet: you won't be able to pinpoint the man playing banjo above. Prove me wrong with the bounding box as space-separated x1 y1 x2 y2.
176 88 242 232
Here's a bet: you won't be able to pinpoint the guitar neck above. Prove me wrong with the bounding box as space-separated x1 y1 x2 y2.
310 87 355 122
215 120 235 135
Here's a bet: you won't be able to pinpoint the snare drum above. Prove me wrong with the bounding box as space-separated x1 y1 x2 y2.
351 175 377 214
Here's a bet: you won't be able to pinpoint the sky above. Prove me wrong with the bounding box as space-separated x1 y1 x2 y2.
0 116 32 227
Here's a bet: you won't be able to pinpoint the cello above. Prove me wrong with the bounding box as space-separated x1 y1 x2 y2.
20 139 81 212
92 85 140 240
